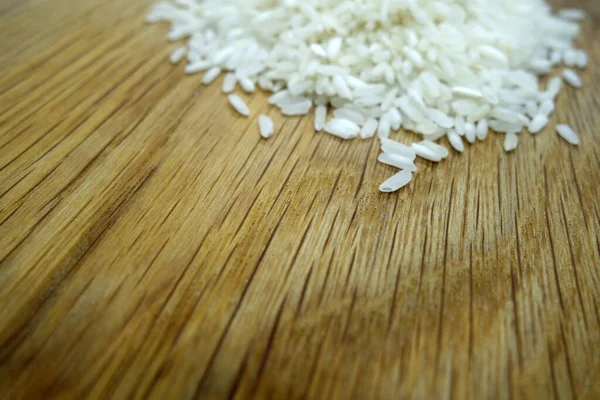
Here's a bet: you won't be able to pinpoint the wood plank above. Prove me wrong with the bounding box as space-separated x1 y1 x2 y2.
1 0 599 398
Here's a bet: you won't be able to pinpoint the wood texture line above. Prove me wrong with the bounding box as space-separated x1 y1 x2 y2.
0 0 599 399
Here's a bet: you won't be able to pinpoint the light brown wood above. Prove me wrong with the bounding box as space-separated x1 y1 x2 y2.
1 0 599 398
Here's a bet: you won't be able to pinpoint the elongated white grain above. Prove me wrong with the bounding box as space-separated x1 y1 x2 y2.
464 123 476 144
334 108 365 125
228 94 250 117
479 45 509 67
489 120 523 133
575 51 588 69
360 118 378 139
240 78 256 93
184 61 210 74
381 88 398 111
491 107 523 124
324 118 360 139
379 170 413 193
268 91 289 105
259 115 274 138
314 105 327 132
426 108 454 129
202 67 222 85
455 116 466 136
377 153 417 171
539 100 555 117
563 49 579 67
377 117 391 139
332 75 353 99
504 132 518 152
381 138 416 160
556 124 580 145
558 8 586 21
412 143 442 162
310 43 327 58
562 69 583 88
281 101 312 116
222 73 237 93
476 120 489 140
448 131 464 152
170 47 187 64
387 108 402 131
525 101 538 118
531 59 551 74
419 140 449 158
546 77 563 98
452 86 483 98
528 115 549 134
327 37 343 59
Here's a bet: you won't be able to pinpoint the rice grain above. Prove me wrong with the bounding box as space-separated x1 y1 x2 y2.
379 170 413 193
259 115 274 138
228 94 250 117
556 124 580 145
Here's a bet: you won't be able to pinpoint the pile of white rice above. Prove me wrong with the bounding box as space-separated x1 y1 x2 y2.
147 0 587 193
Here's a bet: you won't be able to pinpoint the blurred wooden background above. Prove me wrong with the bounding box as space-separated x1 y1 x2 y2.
0 0 599 398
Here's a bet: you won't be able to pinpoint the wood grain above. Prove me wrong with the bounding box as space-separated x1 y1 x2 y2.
1 0 599 398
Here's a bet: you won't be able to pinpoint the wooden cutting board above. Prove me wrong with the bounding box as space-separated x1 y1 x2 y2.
1 0 599 398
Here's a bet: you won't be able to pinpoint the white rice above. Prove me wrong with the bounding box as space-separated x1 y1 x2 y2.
378 153 417 172
148 0 589 193
545 77 563 99
377 117 391 139
419 140 449 158
538 99 555 117
448 131 465 153
476 120 489 140
332 75 353 100
222 73 237 93
504 132 519 152
184 61 210 74
202 67 222 85
314 105 327 132
563 49 579 67
381 138 416 160
269 91 290 105
528 115 549 134
575 51 588 69
259 115 274 138
360 118 378 139
228 94 250 117
562 69 583 88
379 170 413 193
281 100 312 116
558 8 586 21
525 101 538 118
334 108 365 125
327 37 343 59
240 78 256 93
426 109 454 129
387 108 403 131
170 46 187 64
464 123 476 144
411 143 442 162
452 86 483 99
556 124 580 145
324 118 360 139
455 116 466 136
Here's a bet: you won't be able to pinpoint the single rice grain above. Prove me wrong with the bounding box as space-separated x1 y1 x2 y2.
556 124 580 145
228 94 250 116
259 115 274 138
379 170 413 193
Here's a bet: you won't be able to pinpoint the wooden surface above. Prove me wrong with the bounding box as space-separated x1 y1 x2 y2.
1 0 599 398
